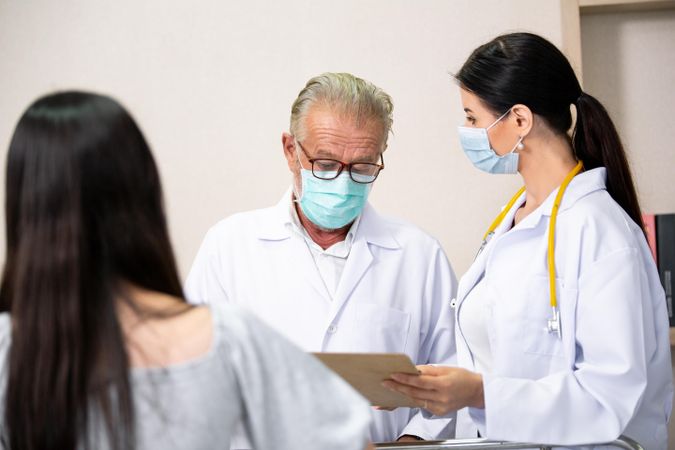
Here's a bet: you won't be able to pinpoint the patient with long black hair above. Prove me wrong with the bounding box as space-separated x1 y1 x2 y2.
0 92 372 450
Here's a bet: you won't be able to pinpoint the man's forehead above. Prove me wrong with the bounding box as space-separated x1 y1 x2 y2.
303 106 384 147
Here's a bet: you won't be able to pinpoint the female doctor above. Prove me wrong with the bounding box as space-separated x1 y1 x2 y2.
383 32 673 448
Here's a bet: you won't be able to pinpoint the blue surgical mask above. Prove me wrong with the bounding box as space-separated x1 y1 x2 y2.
296 169 371 230
457 108 524 174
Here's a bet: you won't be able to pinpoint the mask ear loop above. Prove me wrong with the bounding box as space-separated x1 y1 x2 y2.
487 107 525 155
486 108 513 131
293 139 306 203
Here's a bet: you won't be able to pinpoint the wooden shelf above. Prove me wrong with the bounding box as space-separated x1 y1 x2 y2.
670 328 675 347
580 0 675 13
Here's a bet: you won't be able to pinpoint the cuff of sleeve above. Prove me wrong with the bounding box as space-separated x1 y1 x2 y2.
467 407 486 437
466 372 489 436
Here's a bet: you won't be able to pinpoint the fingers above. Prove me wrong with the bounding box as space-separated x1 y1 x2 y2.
389 372 424 386
382 366 480 417
381 379 455 417
381 380 438 402
389 371 442 390
416 365 448 376
390 365 454 386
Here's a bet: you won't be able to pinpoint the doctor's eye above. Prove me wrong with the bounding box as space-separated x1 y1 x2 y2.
314 160 341 171
465 116 476 125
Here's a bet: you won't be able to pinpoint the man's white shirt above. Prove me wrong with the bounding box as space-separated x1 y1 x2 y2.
287 195 360 298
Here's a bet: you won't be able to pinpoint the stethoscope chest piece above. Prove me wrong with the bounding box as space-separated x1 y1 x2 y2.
547 306 562 339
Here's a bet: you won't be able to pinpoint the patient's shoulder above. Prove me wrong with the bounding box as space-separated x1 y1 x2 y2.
120 291 213 369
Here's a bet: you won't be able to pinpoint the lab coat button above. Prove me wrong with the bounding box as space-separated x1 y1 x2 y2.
327 324 337 334
450 298 457 308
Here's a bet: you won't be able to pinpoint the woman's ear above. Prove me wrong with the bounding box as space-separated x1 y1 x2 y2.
510 104 533 137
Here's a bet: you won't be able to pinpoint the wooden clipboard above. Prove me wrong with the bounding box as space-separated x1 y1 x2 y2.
312 353 420 408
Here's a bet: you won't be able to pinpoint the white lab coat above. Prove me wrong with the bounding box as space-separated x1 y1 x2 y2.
185 191 458 442
453 168 673 449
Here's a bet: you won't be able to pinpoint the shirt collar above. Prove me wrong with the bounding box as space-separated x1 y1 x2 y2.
286 190 361 254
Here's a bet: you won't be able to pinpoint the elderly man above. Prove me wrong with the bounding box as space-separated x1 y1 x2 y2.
186 72 456 443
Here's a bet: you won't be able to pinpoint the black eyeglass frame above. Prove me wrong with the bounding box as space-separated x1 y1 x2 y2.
296 140 385 184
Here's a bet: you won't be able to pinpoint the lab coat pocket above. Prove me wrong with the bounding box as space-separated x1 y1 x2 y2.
355 303 411 353
521 275 568 358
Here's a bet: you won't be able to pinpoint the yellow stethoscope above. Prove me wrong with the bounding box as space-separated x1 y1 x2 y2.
479 160 584 339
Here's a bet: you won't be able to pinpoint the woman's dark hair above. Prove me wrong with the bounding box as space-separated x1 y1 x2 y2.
0 92 185 449
456 32 643 230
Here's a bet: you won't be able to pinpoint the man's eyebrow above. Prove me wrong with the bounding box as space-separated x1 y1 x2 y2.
314 148 337 158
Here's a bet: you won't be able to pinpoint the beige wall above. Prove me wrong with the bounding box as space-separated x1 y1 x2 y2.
581 9 675 214
0 0 574 278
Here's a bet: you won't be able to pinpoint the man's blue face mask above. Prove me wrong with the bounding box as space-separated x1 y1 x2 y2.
457 108 524 175
295 153 371 230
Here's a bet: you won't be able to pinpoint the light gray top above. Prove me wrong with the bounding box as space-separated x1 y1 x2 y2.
0 302 372 449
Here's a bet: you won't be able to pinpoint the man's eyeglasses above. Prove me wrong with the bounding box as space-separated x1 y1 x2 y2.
296 140 384 184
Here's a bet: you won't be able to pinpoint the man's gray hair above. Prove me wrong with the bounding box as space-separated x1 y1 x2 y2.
289 72 394 147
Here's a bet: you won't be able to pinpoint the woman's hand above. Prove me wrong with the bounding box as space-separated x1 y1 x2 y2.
382 365 485 416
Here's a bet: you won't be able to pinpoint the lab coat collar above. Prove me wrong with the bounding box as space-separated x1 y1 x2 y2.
540 166 607 216
256 187 400 250
287 190 362 254
506 167 608 231
456 168 608 308
357 204 400 250
255 188 295 241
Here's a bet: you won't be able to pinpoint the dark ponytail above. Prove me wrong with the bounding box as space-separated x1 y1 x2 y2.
456 32 644 230
573 92 643 229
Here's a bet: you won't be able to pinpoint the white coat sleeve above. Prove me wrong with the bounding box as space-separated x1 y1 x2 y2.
221 305 373 450
480 247 649 445
184 227 230 305
399 245 458 440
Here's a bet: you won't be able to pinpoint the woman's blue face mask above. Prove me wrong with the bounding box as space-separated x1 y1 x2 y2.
457 108 524 175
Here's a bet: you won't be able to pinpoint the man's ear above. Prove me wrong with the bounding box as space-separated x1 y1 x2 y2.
510 104 533 137
282 132 298 170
